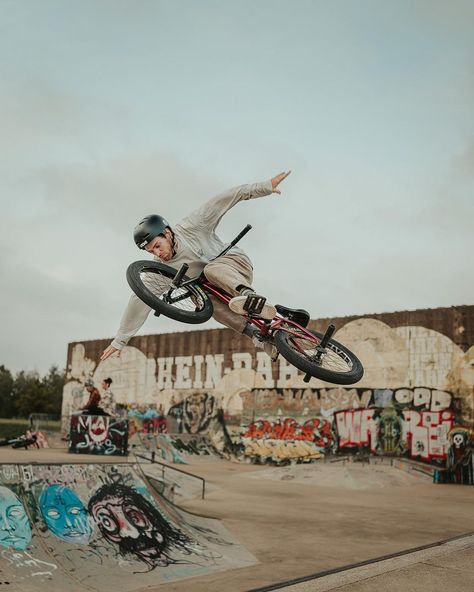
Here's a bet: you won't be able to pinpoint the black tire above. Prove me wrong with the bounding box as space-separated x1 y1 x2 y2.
274 326 364 385
126 260 213 324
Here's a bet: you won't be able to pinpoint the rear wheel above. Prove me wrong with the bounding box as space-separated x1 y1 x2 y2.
126 260 213 324
274 326 364 385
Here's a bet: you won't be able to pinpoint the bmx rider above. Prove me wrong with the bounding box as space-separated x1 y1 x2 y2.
101 171 291 362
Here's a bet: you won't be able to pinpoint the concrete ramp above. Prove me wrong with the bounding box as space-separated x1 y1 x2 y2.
0 463 257 591
243 458 432 490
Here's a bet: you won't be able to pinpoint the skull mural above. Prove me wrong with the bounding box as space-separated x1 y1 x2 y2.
446 427 473 484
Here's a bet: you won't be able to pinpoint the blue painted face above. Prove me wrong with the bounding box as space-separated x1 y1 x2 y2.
40 485 92 544
0 486 32 551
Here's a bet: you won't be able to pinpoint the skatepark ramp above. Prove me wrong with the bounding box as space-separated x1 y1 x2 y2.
0 462 256 591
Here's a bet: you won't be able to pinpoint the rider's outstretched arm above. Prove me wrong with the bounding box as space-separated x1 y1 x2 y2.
180 171 290 233
101 294 151 360
112 294 152 349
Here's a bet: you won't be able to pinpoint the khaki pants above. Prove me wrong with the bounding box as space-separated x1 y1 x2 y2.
203 253 253 333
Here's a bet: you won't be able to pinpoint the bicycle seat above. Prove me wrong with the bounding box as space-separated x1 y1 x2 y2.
275 305 310 327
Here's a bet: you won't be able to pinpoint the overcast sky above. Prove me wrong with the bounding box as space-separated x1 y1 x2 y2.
1 0 473 375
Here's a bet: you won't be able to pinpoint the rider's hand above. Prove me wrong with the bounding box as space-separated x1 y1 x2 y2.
271 171 291 194
100 345 121 361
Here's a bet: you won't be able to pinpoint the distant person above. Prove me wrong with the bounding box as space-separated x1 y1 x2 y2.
100 377 116 416
100 171 291 362
81 379 108 416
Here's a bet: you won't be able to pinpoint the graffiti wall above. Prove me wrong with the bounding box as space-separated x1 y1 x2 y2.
0 464 257 590
155 389 462 466
62 307 473 475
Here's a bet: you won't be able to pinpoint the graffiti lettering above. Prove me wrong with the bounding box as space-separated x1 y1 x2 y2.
335 410 378 452
2 549 57 577
394 388 452 410
243 418 333 444
69 416 128 456
402 410 453 460
334 408 454 461
243 439 323 463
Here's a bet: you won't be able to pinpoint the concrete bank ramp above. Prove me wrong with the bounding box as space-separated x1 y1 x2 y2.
243 459 432 490
0 463 256 591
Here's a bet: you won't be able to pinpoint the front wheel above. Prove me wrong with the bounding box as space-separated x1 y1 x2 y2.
126 260 213 324
274 326 364 385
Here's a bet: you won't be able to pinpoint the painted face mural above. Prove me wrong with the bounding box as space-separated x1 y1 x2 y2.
168 394 215 435
39 485 93 544
88 483 192 568
0 486 32 551
87 415 109 444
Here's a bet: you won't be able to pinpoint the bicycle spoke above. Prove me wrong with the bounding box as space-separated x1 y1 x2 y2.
274 321 363 385
167 291 193 304
288 331 353 374
140 271 205 312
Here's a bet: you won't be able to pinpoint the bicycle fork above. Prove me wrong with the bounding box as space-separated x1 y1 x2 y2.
154 263 191 317
303 323 336 383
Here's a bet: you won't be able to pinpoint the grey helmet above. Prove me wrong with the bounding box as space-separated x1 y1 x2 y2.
133 214 170 249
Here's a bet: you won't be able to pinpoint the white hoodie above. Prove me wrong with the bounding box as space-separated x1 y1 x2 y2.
111 179 273 350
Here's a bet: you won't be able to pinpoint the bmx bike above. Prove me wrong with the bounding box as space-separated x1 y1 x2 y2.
126 225 364 385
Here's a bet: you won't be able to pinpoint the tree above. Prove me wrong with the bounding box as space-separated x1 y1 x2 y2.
0 365 15 418
41 366 65 416
13 370 43 418
11 366 65 418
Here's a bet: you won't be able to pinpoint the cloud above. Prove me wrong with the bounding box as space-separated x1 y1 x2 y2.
0 83 226 373
1 3 473 374
456 137 474 178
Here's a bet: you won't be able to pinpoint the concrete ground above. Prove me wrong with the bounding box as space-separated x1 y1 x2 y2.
256 534 474 592
1 446 473 592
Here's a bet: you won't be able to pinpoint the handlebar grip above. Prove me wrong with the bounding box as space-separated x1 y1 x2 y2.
212 224 253 260
172 263 189 287
230 224 252 246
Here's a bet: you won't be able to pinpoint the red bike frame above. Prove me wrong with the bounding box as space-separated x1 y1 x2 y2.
199 277 319 351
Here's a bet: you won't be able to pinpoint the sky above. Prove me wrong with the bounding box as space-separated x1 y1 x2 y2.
1 0 473 375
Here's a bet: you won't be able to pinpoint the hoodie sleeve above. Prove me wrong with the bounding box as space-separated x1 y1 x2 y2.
180 179 274 233
111 294 152 350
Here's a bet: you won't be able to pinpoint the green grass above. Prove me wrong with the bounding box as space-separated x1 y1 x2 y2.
0 420 29 439
0 418 61 439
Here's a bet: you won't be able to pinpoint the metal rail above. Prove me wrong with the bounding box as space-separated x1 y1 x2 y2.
134 452 206 499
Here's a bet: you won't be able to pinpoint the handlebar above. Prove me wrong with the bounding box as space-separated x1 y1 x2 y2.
214 224 252 259
230 224 252 246
171 263 189 287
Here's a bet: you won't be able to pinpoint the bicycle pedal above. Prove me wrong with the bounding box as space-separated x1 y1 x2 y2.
243 294 266 316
